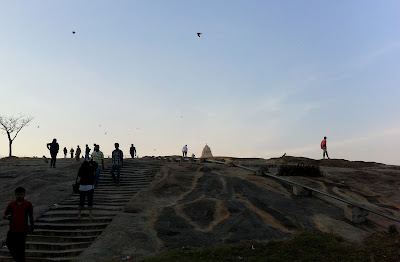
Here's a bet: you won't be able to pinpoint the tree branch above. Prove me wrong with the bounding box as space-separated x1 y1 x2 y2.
11 117 33 141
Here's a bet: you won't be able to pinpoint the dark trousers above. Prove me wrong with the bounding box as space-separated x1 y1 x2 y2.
79 189 94 208
110 165 121 183
50 153 57 167
6 231 27 262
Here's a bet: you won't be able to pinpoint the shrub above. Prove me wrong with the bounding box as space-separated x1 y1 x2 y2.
388 224 398 234
278 164 323 177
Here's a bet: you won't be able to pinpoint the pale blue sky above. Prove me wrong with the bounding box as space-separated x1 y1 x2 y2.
1 1 399 164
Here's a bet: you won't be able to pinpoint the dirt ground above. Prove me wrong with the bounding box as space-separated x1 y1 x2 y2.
1 156 400 262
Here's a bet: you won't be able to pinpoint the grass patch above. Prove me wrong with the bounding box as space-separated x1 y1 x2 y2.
359 231 400 262
101 231 374 262
100 231 400 262
278 164 323 177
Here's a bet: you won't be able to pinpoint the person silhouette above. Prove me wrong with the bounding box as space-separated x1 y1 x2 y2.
3 187 34 262
182 145 188 157
75 146 81 161
129 144 136 158
85 144 91 161
110 143 123 185
46 139 59 168
70 148 74 159
321 136 330 159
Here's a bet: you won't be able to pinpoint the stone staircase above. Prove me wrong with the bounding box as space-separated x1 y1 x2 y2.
0 159 163 261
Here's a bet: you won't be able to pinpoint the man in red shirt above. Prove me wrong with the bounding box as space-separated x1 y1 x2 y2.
3 187 34 262
321 136 330 159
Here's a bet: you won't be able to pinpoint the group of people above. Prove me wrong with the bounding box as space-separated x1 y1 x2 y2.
62 145 93 162
45 140 134 218
76 142 123 219
46 139 137 168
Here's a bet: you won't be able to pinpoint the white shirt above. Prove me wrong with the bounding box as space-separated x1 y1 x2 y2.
79 185 94 191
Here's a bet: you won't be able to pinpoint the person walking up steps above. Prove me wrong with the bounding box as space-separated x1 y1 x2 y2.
110 143 123 185
3 187 34 262
92 144 105 187
75 145 81 161
46 138 59 168
85 144 91 161
321 136 330 159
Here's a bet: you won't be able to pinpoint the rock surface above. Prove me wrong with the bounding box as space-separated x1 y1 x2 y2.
0 156 399 262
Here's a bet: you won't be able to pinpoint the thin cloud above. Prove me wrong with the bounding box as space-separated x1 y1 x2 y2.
331 126 400 148
360 41 400 66
314 41 400 83
252 96 285 113
301 102 320 113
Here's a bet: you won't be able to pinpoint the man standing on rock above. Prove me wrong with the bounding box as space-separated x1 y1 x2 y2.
63 147 67 158
46 138 59 168
129 144 136 158
3 187 34 262
182 145 188 157
110 143 123 185
321 136 330 159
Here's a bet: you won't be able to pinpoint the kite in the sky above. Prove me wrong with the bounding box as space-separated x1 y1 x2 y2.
72 31 76 34
197 33 202 37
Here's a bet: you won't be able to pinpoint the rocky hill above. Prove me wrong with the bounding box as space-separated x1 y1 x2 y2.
0 156 399 261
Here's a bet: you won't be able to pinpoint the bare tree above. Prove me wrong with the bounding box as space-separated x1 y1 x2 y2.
0 115 34 157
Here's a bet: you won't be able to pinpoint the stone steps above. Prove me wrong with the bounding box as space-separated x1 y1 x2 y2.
27 235 98 243
36 217 113 224
40 210 118 218
0 160 164 261
35 222 110 230
26 241 93 251
49 204 125 211
0 255 79 262
0 247 86 258
29 228 105 237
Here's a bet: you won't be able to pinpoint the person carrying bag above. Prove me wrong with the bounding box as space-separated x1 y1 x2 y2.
76 160 98 218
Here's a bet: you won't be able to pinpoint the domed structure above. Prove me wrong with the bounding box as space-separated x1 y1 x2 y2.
201 144 213 158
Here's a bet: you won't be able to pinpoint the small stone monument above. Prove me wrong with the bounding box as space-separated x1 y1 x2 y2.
201 144 213 158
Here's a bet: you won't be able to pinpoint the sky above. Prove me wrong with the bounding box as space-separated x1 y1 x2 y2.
0 1 399 164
